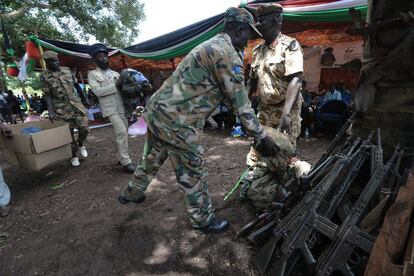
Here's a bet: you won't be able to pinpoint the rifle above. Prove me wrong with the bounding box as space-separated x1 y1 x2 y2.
316 146 400 276
274 149 369 275
313 111 357 170
301 135 356 191
238 179 301 241
245 148 349 245
269 133 374 276
252 137 362 274
238 138 354 242
237 209 276 238
370 128 383 176
246 155 340 245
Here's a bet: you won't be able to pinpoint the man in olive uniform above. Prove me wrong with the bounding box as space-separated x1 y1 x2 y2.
118 7 279 233
41 51 89 167
240 4 304 199
87 44 135 173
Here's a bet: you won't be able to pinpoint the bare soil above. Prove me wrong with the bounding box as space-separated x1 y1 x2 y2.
0 127 328 276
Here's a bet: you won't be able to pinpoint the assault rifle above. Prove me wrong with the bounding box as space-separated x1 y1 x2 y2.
300 135 355 190
269 132 374 276
252 137 362 274
244 140 352 245
313 111 357 170
246 152 341 245
316 146 400 276
237 138 354 243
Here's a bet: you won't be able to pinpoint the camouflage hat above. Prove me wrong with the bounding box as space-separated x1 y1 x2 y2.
260 126 294 174
256 3 283 17
43 50 58 60
224 7 262 37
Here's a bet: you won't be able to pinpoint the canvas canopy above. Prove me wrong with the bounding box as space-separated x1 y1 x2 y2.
21 0 367 75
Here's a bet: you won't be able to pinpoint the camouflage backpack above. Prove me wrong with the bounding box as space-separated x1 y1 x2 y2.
118 68 153 118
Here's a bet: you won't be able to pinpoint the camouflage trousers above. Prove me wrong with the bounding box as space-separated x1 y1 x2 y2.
121 130 215 228
56 112 89 158
240 98 302 199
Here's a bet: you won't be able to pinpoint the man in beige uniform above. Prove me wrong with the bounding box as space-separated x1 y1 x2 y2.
87 43 135 173
240 4 304 199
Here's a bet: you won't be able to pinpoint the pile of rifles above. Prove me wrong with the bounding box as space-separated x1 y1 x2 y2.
238 114 404 276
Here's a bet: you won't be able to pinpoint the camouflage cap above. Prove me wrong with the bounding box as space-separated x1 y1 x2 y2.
43 50 58 60
256 3 283 17
260 126 294 174
224 7 262 37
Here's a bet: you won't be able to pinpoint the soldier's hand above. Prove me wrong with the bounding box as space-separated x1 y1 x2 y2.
255 135 279 157
279 114 292 133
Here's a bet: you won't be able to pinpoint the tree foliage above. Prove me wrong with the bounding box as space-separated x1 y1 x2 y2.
1 0 145 57
6 73 42 94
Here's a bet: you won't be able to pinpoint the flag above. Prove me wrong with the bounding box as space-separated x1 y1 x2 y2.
18 53 29 81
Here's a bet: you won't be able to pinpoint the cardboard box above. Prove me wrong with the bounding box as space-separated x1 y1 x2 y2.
0 120 72 171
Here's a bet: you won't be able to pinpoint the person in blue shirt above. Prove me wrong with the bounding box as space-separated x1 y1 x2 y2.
338 83 352 106
324 84 342 102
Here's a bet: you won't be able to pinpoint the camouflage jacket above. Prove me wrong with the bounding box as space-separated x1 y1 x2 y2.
144 32 266 154
41 67 86 117
250 33 304 105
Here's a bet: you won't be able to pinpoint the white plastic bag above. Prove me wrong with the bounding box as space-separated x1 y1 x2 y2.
0 167 11 207
128 117 147 136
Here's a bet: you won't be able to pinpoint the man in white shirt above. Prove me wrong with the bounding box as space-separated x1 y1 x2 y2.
87 43 135 173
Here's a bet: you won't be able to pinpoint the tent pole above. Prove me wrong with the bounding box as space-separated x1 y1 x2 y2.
171 58 175 71
37 44 47 72
121 54 127 68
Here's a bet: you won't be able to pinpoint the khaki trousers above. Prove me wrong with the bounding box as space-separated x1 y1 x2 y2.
108 113 131 165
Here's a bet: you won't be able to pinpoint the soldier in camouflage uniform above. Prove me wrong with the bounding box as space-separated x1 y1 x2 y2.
240 4 304 200
119 7 280 233
41 51 89 167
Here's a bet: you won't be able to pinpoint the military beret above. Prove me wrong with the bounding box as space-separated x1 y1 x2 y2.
89 43 108 57
43 50 58 60
224 7 262 37
256 3 283 17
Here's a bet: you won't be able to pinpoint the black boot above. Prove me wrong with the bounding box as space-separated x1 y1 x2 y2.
118 194 146 205
195 218 229 234
122 163 135 173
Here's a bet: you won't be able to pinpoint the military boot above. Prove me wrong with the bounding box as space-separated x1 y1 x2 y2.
194 218 229 234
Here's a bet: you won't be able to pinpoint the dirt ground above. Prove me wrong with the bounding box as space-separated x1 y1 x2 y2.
0 127 328 276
